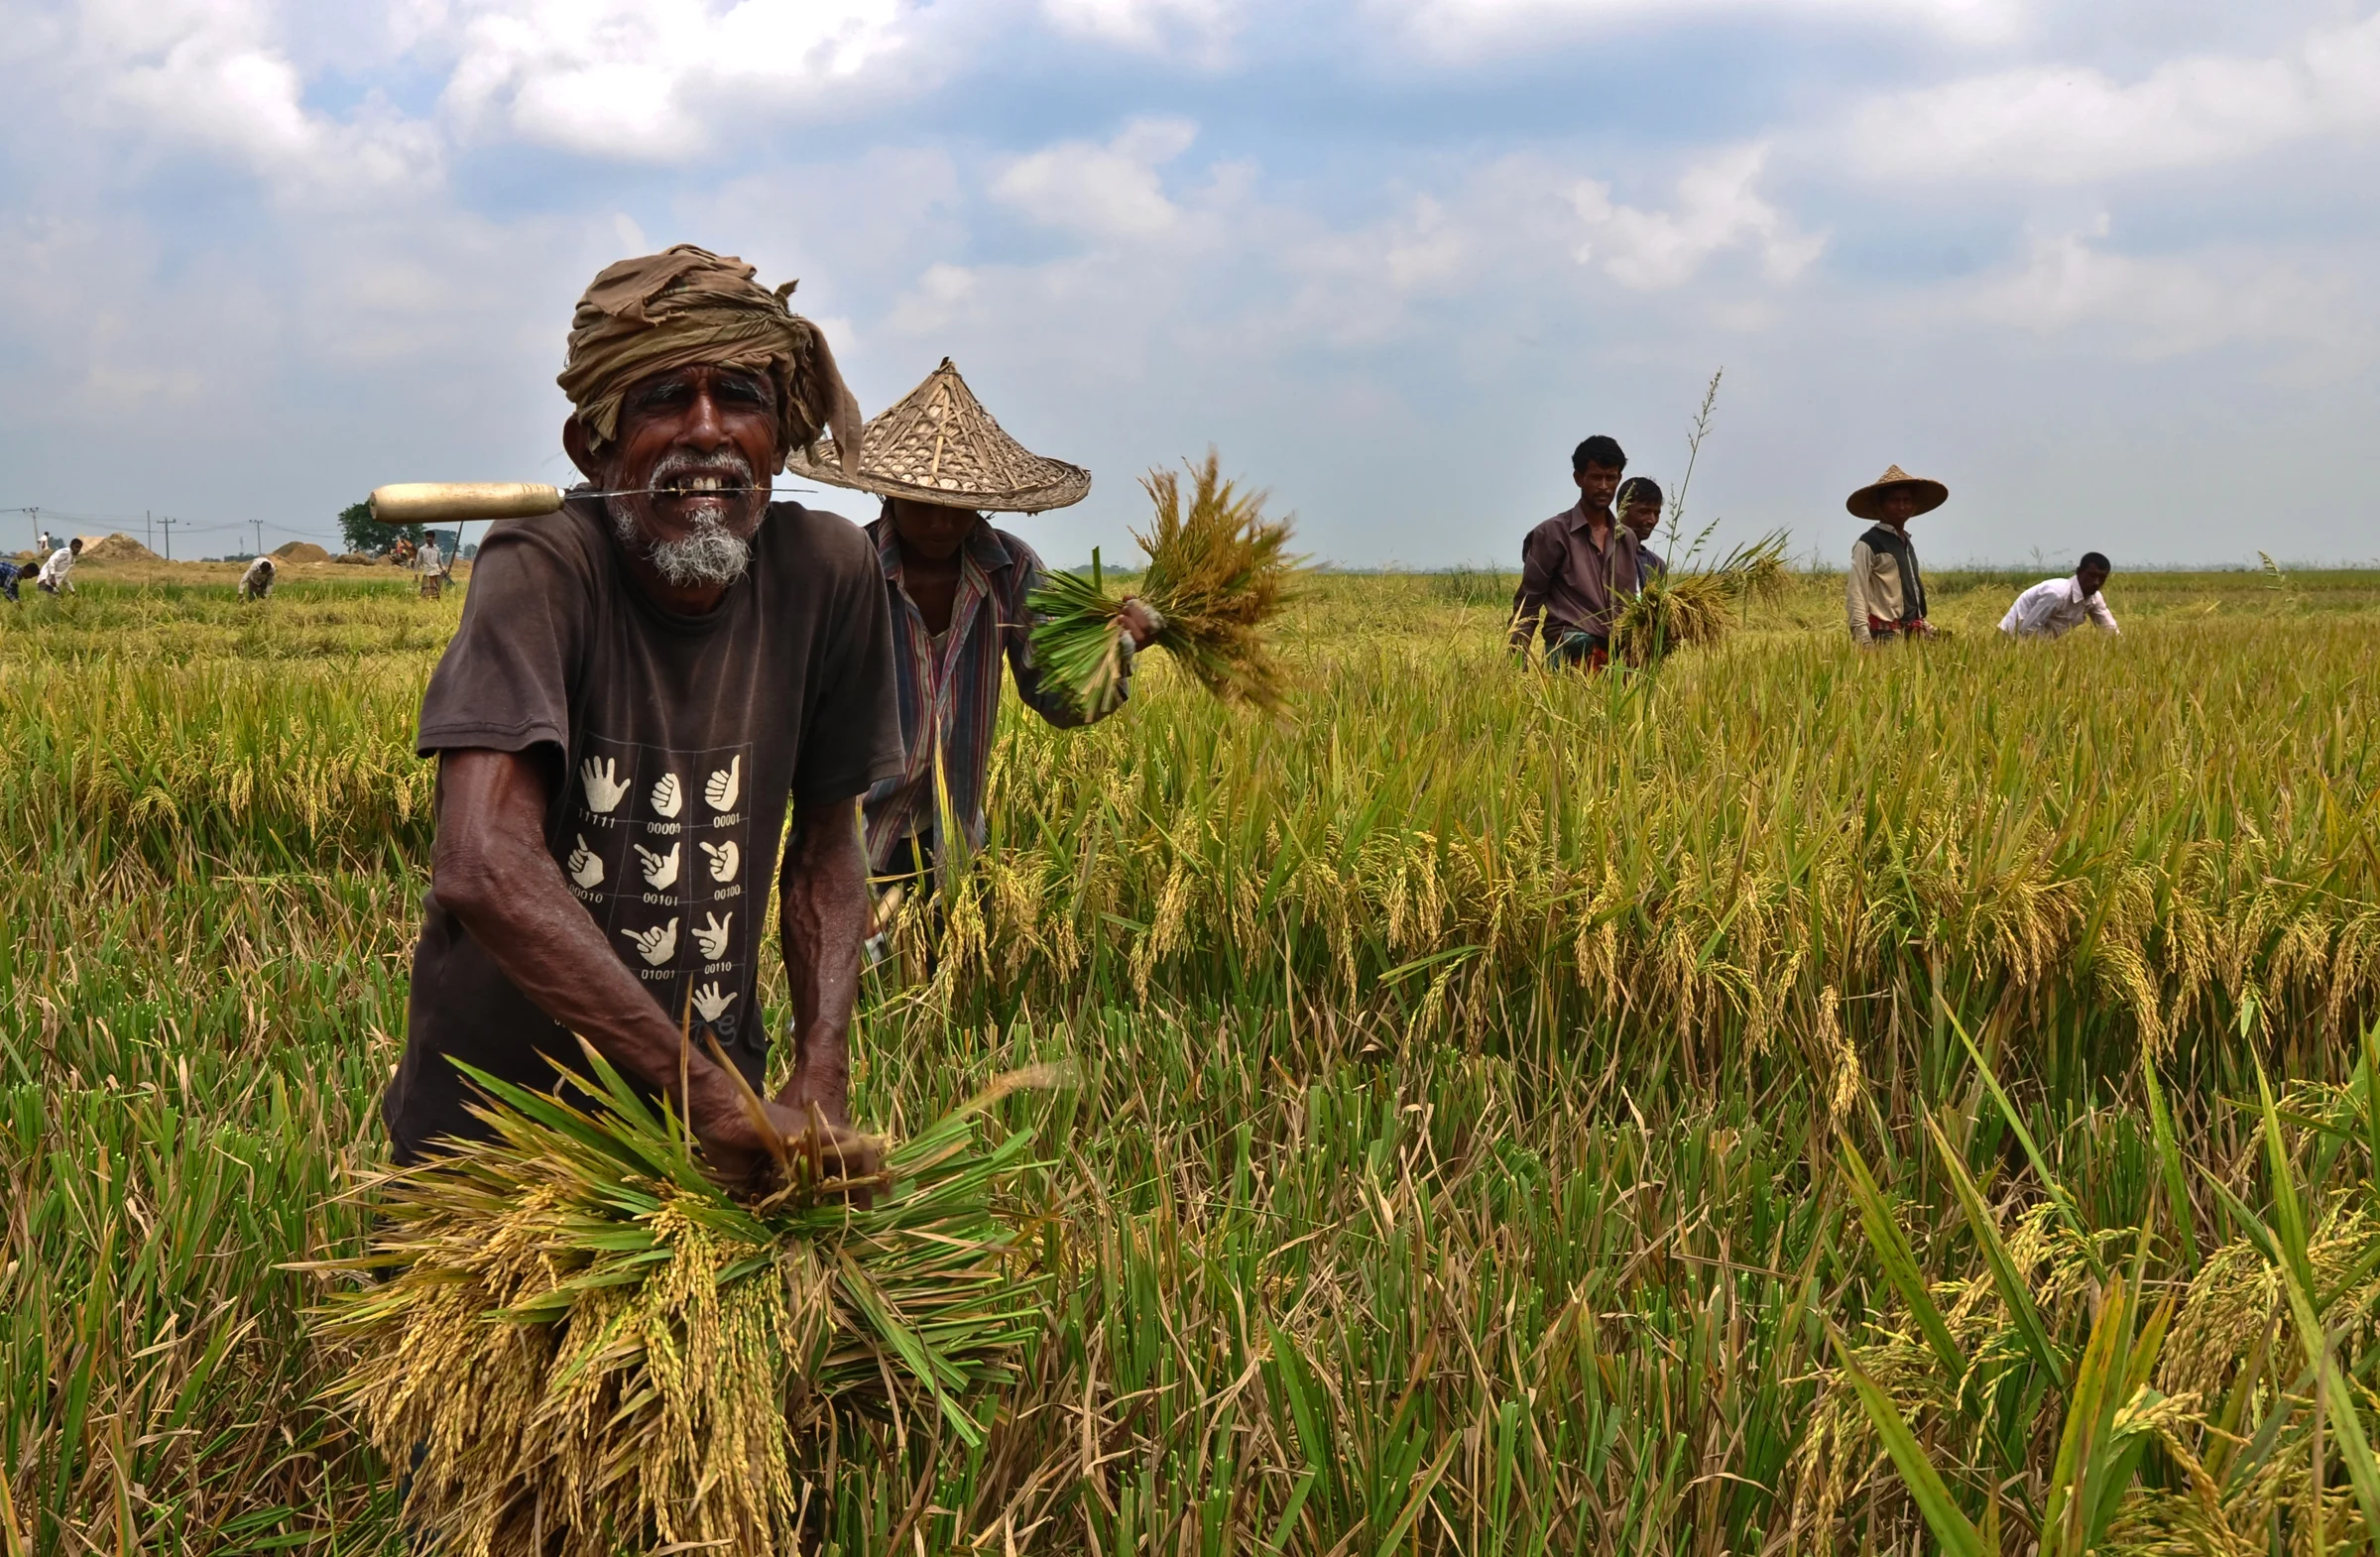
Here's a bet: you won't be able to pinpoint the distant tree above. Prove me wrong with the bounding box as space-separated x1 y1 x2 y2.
339 500 418 557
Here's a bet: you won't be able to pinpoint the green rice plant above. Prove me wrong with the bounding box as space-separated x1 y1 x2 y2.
315 1044 1048 1557
1027 448 1299 717
8 569 2380 1555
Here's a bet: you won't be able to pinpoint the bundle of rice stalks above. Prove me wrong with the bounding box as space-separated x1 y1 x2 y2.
1028 447 1300 717
1610 529 1790 667
314 1043 1049 1557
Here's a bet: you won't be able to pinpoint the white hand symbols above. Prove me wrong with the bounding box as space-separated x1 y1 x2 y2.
649 772 683 818
621 917 678 967
699 839 741 883
704 755 741 812
691 982 736 1022
566 834 605 889
580 757 629 813
633 840 680 890
692 910 733 960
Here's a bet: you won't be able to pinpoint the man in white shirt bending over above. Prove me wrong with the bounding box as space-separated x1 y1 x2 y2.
1999 552 2119 641
35 537 80 595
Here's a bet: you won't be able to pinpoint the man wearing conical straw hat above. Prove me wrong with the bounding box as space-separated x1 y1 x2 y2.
1844 464 1946 645
788 359 1158 895
386 246 901 1184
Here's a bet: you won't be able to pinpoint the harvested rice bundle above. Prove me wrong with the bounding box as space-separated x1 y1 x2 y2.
1611 530 1790 667
316 1044 1049 1557
1028 448 1299 718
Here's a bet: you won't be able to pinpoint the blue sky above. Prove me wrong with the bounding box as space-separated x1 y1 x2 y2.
2 0 2375 568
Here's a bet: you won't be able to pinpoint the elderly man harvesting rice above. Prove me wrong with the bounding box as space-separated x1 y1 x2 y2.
383 245 901 1181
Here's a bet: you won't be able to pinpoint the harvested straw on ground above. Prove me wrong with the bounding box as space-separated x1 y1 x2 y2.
1028 448 1299 718
1610 529 1789 667
315 1044 1048 1557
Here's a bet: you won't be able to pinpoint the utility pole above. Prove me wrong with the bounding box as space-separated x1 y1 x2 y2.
252 519 265 558
159 515 177 561
27 506 38 552
147 510 154 553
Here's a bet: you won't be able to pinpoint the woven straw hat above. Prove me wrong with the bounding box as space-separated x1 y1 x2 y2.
783 358 1091 513
1845 464 1949 521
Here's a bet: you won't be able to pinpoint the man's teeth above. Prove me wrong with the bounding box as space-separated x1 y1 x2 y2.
667 476 732 494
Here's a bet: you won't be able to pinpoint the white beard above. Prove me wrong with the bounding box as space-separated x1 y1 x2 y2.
609 450 758 588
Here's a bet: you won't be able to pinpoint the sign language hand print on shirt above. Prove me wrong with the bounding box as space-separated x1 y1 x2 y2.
580 757 630 814
649 772 683 818
621 917 678 967
700 839 740 883
693 910 733 960
566 835 605 889
704 755 741 812
691 982 736 1022
633 841 680 890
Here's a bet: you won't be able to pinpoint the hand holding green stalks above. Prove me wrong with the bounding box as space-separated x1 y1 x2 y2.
1028 448 1301 718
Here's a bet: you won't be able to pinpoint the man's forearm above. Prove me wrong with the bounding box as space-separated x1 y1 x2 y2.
776 800 870 1121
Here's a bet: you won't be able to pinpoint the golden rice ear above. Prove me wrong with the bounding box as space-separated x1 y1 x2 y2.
948 1061 1078 1123
705 1033 790 1172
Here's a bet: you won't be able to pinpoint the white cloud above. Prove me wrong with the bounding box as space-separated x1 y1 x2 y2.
1041 0 1243 58
993 118 1200 240
1571 145 1823 290
1846 10 2380 181
435 0 909 160
1958 214 2354 362
886 262 980 336
1384 0 2024 57
77 0 440 200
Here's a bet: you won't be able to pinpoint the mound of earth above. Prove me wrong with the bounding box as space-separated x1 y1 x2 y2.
77 533 160 562
272 540 331 563
333 551 379 565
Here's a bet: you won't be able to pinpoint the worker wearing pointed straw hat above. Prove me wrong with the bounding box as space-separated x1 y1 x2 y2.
788 359 1159 896
1844 464 1947 645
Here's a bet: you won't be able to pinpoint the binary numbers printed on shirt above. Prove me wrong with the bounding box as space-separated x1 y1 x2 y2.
563 735 757 1045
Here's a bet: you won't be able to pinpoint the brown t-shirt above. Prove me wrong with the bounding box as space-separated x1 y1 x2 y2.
383 496 903 1163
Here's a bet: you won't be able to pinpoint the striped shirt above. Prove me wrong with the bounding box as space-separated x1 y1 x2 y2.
859 516 1129 872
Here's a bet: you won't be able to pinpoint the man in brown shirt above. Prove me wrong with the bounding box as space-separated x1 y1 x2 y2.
1510 434 1644 667
384 246 901 1181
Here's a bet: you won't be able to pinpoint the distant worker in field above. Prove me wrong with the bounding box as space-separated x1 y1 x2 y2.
1617 476 1666 577
1999 553 2120 640
1844 464 1945 645
383 244 900 1187
1510 433 1645 668
786 357 1158 903
239 554 276 601
35 537 81 596
416 531 446 600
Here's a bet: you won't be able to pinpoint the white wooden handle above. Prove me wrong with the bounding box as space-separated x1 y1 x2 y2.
368 483 564 525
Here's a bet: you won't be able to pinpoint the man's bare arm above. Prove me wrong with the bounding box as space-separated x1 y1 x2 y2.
431 747 785 1169
1510 530 1554 654
775 799 871 1127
